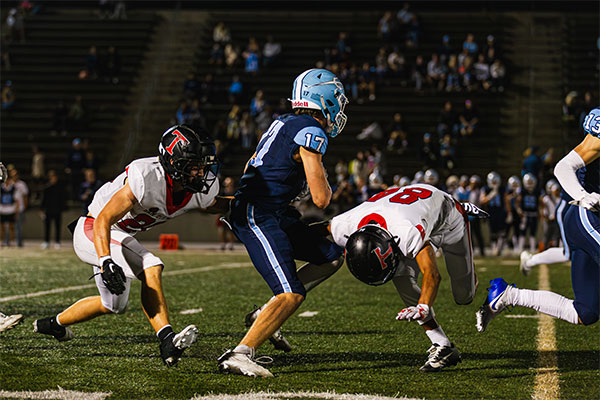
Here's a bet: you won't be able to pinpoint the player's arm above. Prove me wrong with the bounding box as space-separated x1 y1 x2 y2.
555 134 600 209
202 195 234 214
93 182 137 259
415 242 441 306
300 146 332 209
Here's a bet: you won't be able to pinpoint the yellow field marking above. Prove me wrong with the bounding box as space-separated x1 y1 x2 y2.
532 264 559 400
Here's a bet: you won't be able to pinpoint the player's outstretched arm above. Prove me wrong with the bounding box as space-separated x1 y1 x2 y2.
555 134 600 210
415 242 441 306
300 146 332 209
202 195 234 214
93 182 137 259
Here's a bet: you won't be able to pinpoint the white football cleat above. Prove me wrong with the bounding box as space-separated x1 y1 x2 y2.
218 349 274 377
520 251 533 276
0 313 23 333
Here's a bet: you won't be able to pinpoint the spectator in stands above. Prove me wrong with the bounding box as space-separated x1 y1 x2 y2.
243 37 260 75
419 132 438 169
490 58 506 92
386 47 407 85
357 62 376 102
213 22 231 45
459 99 479 136
209 43 225 66
79 168 102 215
445 55 460 92
224 43 241 69
239 112 256 149
459 55 475 91
110 1 126 20
51 100 68 136
217 177 236 251
426 53 447 91
348 151 369 184
262 35 281 67
31 145 45 201
439 133 456 171
182 72 199 100
198 73 215 105
5 8 25 44
103 45 121 84
561 90 578 128
250 90 266 118
85 45 98 80
375 47 388 84
226 105 241 141
412 54 427 92
1 80 15 110
331 177 355 214
473 53 491 91
8 166 28 247
67 95 87 132
483 34 498 59
386 112 408 154
255 104 273 135
463 33 478 56
40 169 65 249
340 64 359 100
438 34 453 64
437 100 459 138
336 32 352 62
228 75 243 104
378 11 397 44
405 14 421 49
0 171 18 247
65 138 86 201
396 3 414 25
175 101 190 126
187 99 207 133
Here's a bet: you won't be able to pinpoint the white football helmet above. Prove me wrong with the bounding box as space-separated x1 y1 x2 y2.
486 171 501 188
507 175 521 191
424 169 439 186
523 173 537 192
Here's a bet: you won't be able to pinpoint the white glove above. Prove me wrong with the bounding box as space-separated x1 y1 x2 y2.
396 304 430 322
570 193 600 212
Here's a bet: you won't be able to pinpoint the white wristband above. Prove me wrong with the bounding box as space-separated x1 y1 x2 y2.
98 255 111 265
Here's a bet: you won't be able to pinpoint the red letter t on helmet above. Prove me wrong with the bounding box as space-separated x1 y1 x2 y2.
165 129 189 155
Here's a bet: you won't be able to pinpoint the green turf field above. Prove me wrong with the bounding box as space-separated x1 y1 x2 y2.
0 248 598 400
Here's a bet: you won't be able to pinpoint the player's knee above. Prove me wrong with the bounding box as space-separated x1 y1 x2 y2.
576 305 599 326
453 288 476 305
278 292 305 308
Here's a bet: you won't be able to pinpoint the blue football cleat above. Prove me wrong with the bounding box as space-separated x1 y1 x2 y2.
475 278 515 333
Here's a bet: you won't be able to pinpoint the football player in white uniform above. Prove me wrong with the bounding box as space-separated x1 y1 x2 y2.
33 125 229 367
330 183 486 371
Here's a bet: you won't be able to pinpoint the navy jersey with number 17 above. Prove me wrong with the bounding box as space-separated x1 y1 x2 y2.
235 113 328 210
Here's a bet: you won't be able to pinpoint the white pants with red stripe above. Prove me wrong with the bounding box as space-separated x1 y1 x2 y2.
72 216 163 313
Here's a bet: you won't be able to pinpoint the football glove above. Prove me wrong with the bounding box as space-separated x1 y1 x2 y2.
396 304 430 322
570 192 600 212
101 258 126 295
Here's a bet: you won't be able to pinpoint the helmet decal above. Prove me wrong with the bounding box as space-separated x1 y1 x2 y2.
373 244 394 270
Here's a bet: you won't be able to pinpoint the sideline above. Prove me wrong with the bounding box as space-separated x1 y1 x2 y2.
0 262 252 303
532 264 559 400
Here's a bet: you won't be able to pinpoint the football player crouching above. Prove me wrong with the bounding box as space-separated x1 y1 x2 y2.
33 125 231 367
330 183 488 371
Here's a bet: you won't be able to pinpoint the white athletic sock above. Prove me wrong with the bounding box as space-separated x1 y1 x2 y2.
529 237 537 253
518 236 525 253
425 326 451 347
506 287 579 324
527 247 568 267
55 314 64 327
234 344 254 356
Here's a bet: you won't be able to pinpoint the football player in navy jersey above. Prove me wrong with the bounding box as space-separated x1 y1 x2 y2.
218 69 348 377
477 107 600 332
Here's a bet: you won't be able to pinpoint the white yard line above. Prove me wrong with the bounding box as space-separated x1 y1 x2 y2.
0 262 252 303
532 264 559 400
0 388 110 400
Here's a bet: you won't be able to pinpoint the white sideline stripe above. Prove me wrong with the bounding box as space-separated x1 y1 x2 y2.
504 314 540 319
180 308 203 314
0 387 110 400
0 262 252 303
298 311 319 317
533 264 559 400
193 391 423 400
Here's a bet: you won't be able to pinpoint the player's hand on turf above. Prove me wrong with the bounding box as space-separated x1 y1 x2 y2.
396 304 430 321
571 193 600 212
101 258 126 295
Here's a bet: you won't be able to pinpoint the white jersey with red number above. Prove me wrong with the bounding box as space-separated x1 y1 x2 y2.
331 184 464 258
88 157 219 234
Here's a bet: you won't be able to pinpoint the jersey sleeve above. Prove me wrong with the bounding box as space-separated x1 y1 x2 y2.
293 126 329 155
126 163 145 204
583 107 600 138
330 212 354 247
